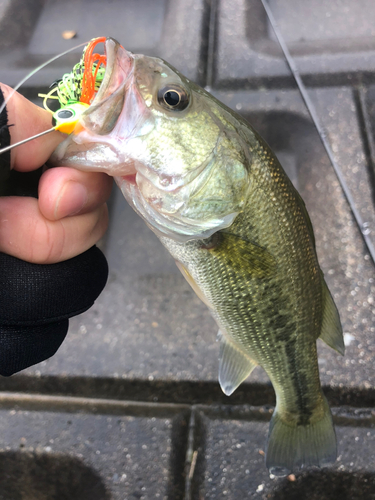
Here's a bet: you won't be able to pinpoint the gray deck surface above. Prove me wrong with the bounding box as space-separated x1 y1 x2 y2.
1 0 375 498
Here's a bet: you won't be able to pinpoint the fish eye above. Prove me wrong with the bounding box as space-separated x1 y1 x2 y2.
157 85 190 111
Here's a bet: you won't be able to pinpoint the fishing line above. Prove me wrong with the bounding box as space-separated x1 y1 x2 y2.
261 0 375 266
0 41 88 117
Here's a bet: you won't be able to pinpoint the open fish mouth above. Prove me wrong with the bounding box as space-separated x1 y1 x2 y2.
81 37 135 136
50 37 142 177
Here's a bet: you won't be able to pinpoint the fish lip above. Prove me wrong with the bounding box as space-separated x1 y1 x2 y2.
91 38 134 106
78 38 135 136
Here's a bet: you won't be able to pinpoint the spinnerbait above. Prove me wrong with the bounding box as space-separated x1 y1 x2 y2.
0 36 108 153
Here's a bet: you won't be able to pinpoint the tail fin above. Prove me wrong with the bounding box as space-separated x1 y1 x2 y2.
266 396 336 476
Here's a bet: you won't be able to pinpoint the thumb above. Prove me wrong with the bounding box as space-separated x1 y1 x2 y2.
1 83 64 171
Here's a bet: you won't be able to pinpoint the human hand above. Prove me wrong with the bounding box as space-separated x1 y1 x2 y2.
0 84 111 375
0 83 113 263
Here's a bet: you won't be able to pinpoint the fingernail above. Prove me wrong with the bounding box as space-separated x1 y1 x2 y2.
55 181 88 219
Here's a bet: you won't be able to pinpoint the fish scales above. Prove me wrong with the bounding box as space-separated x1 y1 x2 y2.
158 135 334 473
160 135 324 419
51 37 343 475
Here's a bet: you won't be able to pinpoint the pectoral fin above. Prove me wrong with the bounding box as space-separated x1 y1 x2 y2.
319 278 344 355
209 233 276 279
218 331 257 396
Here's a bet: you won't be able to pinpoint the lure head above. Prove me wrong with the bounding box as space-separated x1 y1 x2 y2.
52 37 250 241
53 102 90 134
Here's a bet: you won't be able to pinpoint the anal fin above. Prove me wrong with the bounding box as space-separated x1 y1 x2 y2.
218 331 257 396
319 278 344 355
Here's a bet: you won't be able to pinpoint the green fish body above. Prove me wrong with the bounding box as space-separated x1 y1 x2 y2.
52 38 344 475
159 131 343 475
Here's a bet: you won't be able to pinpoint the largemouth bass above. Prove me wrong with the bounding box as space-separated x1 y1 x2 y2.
51 38 344 476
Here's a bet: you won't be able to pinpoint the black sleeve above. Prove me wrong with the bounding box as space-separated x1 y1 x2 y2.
0 86 109 376
0 248 108 376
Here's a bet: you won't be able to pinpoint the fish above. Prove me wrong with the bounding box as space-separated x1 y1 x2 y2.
50 37 344 476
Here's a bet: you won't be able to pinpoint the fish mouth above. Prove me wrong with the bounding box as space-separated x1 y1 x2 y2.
80 37 135 136
50 38 140 177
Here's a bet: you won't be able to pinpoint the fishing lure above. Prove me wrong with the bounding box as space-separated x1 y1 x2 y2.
0 36 108 153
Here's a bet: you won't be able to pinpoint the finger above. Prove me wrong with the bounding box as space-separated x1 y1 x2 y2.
0 196 109 264
0 83 64 171
38 167 113 220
